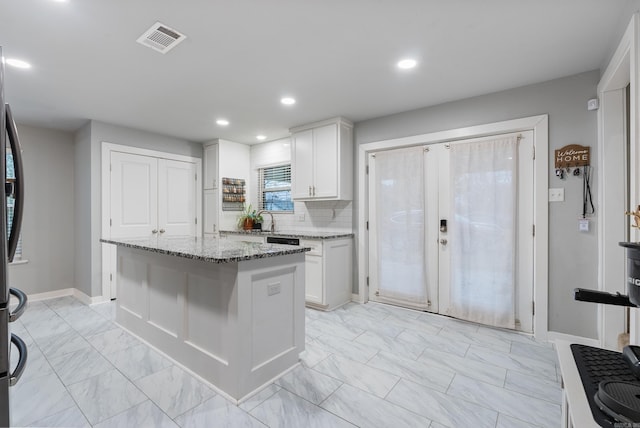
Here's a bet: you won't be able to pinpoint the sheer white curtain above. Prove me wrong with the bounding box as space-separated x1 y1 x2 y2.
374 146 429 307
448 137 518 328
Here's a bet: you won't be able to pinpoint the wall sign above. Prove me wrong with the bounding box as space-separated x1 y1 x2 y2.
555 144 590 169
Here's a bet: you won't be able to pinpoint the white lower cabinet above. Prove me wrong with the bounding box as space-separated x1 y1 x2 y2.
220 233 353 310
203 189 218 235
301 238 353 310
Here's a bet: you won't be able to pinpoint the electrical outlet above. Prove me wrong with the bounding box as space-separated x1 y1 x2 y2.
548 188 565 202
297 213 305 222
267 283 281 296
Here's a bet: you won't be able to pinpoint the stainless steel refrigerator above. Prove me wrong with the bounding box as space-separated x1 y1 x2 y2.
0 46 28 427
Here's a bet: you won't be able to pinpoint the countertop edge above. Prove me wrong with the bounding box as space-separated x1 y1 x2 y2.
219 230 354 240
555 340 600 428
101 238 310 263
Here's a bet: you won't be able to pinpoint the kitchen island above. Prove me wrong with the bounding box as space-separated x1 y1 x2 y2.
101 235 308 403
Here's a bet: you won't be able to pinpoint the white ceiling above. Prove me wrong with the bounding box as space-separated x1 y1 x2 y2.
0 0 631 144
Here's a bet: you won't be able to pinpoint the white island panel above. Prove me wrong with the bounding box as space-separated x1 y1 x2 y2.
111 238 306 403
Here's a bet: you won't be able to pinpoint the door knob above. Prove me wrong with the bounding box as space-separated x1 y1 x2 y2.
440 239 448 245
152 229 158 234
159 229 166 233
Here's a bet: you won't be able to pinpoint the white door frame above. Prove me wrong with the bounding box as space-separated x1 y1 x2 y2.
101 142 202 300
598 13 639 347
357 114 549 340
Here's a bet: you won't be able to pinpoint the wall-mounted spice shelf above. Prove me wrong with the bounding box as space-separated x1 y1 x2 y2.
222 177 245 211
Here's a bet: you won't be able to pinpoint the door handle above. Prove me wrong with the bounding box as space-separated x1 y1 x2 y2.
152 229 158 234
440 239 448 245
8 288 27 322
159 229 166 233
5 105 24 263
9 334 27 387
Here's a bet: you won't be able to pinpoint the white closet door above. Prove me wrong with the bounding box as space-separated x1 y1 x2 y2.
158 159 197 236
110 151 158 238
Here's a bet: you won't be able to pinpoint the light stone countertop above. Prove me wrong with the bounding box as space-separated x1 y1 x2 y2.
219 229 354 240
101 235 309 264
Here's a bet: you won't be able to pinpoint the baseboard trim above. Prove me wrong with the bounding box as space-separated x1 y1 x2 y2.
27 288 75 302
28 288 108 306
547 331 600 347
351 293 364 303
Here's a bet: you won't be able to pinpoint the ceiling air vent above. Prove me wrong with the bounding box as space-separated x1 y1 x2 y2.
136 22 186 54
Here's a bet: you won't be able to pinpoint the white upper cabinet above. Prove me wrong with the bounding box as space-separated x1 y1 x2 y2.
290 117 353 201
203 144 219 189
202 139 251 233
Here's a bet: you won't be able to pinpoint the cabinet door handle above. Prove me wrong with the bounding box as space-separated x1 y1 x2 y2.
159 229 166 233
152 229 158 234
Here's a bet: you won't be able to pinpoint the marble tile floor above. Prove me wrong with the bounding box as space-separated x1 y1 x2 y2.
9 296 562 427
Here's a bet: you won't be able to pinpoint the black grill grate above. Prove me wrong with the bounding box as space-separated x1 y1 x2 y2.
571 344 640 427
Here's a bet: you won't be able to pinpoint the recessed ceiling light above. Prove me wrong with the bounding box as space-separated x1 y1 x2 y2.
6 58 31 69
280 97 296 105
216 119 229 126
397 59 417 70
256 135 267 141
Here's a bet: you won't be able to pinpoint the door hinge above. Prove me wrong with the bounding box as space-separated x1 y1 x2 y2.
110 163 112 172
533 146 536 160
110 273 113 282
110 218 112 226
195 173 197 181
366 165 369 174
366 221 369 230
532 224 535 236
195 217 197 225
366 276 369 286
532 301 535 315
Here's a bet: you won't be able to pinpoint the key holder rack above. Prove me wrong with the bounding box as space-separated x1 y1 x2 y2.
554 144 590 179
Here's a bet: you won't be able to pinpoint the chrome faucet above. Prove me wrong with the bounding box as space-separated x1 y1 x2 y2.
257 210 275 232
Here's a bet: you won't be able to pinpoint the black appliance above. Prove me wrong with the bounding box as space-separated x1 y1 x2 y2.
266 236 300 246
0 46 28 426
573 242 640 425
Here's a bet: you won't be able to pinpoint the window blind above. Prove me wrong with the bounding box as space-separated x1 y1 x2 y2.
258 164 293 212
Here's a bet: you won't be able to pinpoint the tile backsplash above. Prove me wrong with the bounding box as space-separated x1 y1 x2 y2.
265 200 353 233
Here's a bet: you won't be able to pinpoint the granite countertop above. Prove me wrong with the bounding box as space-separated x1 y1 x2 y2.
101 235 309 264
219 230 354 240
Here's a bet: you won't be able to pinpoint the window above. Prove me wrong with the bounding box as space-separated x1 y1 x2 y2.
6 149 22 261
258 164 293 212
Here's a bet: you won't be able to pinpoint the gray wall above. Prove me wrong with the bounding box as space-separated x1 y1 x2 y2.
354 70 600 339
9 125 75 295
74 120 203 297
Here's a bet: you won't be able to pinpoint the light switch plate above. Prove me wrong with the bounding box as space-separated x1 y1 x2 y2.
549 188 565 202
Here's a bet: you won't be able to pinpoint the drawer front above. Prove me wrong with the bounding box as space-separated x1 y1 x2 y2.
300 239 322 256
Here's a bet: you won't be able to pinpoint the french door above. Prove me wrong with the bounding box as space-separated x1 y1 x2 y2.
368 131 534 332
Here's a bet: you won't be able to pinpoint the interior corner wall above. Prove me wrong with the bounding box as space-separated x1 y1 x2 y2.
74 122 92 297
85 120 203 298
354 70 600 339
5 124 76 296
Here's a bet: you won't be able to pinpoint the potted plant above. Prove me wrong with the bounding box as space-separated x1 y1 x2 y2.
237 204 264 230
